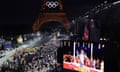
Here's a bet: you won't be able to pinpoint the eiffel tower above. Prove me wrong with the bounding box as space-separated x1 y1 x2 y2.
32 0 70 32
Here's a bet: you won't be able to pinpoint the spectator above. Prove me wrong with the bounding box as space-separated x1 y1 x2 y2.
95 58 101 69
100 60 104 72
84 58 90 67
93 59 96 68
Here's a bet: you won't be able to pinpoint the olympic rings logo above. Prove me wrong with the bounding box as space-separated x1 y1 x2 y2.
46 1 59 8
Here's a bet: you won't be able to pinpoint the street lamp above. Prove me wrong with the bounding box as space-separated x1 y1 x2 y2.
17 35 23 44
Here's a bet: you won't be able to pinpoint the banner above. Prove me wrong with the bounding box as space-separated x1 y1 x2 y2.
23 48 35 52
4 41 12 49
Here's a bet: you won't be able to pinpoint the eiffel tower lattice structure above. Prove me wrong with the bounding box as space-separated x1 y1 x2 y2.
32 0 71 32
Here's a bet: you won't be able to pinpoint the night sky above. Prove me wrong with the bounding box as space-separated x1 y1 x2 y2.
0 0 118 36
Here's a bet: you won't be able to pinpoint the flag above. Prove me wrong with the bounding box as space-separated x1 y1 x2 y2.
83 25 89 41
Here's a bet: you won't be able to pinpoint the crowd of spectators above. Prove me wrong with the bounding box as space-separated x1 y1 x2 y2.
0 40 62 72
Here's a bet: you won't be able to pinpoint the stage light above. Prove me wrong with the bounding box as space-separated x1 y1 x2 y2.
102 44 105 48
100 38 103 40
103 38 106 40
98 43 101 49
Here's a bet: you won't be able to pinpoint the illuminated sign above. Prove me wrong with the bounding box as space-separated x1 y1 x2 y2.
23 48 35 52
46 1 59 8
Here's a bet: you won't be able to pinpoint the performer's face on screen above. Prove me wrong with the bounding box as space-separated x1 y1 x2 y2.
80 49 84 54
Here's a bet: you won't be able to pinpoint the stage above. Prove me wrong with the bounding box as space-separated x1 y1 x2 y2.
63 61 101 72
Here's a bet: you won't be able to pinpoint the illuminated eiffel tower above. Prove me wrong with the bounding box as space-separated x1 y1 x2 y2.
32 0 70 32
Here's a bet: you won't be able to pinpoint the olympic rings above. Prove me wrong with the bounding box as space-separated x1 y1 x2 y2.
46 1 59 8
